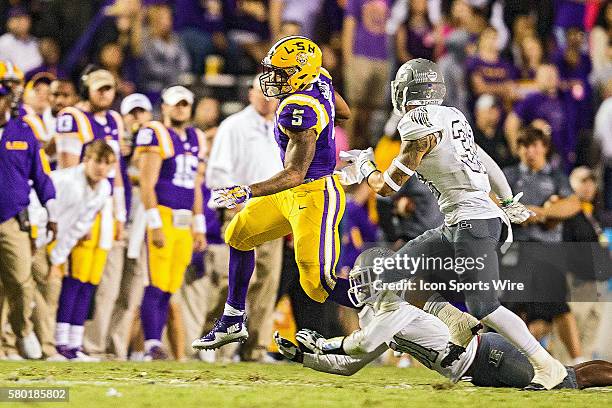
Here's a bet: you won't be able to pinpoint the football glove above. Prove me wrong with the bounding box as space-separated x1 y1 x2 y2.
212 185 252 209
335 150 362 186
500 192 534 224
273 331 303 363
295 329 345 355
357 147 378 181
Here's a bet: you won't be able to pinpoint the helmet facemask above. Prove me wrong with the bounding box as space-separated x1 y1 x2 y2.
347 265 380 308
260 62 300 98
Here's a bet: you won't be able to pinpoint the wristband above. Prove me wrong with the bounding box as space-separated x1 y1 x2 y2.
145 208 163 229
392 158 414 177
359 160 378 180
192 214 206 234
383 171 402 192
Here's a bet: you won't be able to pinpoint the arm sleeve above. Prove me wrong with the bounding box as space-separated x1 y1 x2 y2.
50 181 111 265
29 137 56 205
477 144 513 199
302 344 387 376
397 107 443 141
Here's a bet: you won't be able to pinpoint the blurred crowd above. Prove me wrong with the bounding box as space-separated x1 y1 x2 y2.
0 0 610 365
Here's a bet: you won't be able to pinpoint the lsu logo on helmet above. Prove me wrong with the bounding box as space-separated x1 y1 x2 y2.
259 36 322 98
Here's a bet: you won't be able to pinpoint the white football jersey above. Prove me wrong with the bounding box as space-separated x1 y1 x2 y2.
302 293 478 382
356 298 478 383
397 105 505 225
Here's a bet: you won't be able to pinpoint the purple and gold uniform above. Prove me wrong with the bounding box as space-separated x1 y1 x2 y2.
135 121 205 294
225 68 346 302
0 114 55 222
54 107 125 284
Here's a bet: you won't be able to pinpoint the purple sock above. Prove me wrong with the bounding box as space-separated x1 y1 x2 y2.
158 291 172 338
226 247 255 311
141 286 163 341
56 277 82 323
69 282 96 326
327 278 358 309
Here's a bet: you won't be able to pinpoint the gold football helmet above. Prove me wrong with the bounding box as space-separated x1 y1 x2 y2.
260 36 322 98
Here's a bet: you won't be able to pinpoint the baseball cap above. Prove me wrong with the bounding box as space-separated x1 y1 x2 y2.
569 166 596 191
86 69 115 91
162 86 194 106
120 93 153 115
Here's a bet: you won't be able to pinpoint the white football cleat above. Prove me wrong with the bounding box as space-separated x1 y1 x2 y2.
525 356 568 390
19 332 42 359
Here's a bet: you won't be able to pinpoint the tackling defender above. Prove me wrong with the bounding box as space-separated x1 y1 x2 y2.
344 58 567 390
192 36 352 350
274 248 612 390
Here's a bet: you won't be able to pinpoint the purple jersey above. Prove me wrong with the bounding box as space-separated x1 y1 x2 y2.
135 121 205 211
274 69 336 180
55 107 125 183
0 115 55 222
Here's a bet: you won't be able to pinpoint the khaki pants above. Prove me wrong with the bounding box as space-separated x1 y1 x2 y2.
31 248 62 358
83 243 125 355
177 243 230 359
0 217 34 339
83 242 147 359
107 250 147 359
549 279 606 363
242 238 283 360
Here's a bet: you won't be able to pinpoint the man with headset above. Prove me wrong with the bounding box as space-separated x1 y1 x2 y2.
52 67 127 359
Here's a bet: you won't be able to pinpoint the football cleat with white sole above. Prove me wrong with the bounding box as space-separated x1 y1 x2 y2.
524 358 568 391
192 315 248 350
71 349 100 362
19 332 42 359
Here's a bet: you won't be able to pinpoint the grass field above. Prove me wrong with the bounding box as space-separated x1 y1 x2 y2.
0 361 610 408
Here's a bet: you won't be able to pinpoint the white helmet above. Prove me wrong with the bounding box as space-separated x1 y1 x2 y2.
391 58 446 115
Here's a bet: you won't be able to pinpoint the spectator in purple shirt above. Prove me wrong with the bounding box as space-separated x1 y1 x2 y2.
553 0 586 48
553 26 593 130
342 0 391 149
139 4 191 103
174 0 227 75
25 38 66 81
465 26 518 114
395 0 435 63
505 64 580 173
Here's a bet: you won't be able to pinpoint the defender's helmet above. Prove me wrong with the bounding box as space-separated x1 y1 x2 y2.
260 36 322 98
391 58 446 115
348 247 397 308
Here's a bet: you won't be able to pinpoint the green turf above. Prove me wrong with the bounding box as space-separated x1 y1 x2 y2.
0 361 609 408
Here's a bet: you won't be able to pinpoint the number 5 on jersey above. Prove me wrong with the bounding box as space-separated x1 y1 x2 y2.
292 108 304 126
